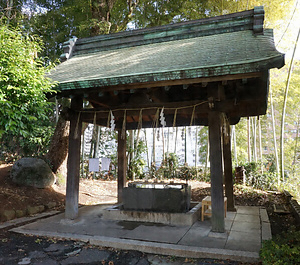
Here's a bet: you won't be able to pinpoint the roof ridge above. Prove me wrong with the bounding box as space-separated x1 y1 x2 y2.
60 7 264 62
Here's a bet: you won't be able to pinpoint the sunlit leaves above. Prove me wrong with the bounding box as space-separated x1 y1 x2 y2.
0 25 55 140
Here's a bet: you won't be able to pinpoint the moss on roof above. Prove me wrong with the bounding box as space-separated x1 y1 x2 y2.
50 7 284 92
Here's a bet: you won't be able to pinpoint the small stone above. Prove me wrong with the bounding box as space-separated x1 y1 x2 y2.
32 258 59 265
38 205 45 212
3 210 16 221
136 258 150 265
29 250 47 259
44 243 71 256
46 202 57 209
44 243 66 252
60 249 110 265
16 210 26 218
18 257 31 265
27 206 40 215
65 248 81 256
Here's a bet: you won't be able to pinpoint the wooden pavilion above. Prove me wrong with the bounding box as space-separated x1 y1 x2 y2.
50 6 284 232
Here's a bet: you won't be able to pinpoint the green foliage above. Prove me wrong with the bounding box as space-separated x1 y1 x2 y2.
177 163 194 181
239 161 277 190
127 139 147 179
260 228 300 265
232 118 248 165
2 1 298 196
197 126 208 165
160 152 179 178
0 25 55 159
17 0 294 62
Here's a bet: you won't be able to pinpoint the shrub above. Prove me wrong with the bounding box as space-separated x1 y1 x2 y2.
239 162 278 191
260 228 300 264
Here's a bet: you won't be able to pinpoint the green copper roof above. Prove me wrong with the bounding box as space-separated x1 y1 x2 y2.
50 7 284 92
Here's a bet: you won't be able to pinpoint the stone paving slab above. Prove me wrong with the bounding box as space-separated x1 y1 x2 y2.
179 231 227 248
0 211 60 229
261 221 272 241
225 211 236 221
8 205 269 263
260 208 270 223
177 224 211 245
231 220 261 232
226 230 261 252
88 235 260 262
225 219 234 230
121 223 190 244
237 206 260 215
234 213 260 223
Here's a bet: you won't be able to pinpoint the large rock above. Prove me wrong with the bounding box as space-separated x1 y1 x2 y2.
10 158 55 188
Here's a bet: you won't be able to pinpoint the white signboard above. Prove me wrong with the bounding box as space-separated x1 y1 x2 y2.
101 157 111 171
89 158 100 172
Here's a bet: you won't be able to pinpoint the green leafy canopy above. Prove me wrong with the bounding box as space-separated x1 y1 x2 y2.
0 25 55 139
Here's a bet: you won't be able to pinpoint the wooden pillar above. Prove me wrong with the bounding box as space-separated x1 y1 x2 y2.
117 130 127 203
223 119 236 211
65 97 82 219
208 111 225 233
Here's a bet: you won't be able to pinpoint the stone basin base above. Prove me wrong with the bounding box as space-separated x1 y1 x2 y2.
102 202 201 226
122 182 191 213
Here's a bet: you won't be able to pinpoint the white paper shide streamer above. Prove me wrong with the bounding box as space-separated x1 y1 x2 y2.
160 107 166 127
110 111 115 132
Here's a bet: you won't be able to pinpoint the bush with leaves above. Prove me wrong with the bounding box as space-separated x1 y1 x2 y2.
241 161 277 191
260 227 300 265
158 152 179 179
127 139 147 180
0 25 55 160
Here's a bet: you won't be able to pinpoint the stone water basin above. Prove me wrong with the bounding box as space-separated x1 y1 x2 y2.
103 182 201 226
123 182 191 213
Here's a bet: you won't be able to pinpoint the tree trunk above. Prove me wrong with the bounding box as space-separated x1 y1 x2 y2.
223 118 235 211
90 0 116 35
204 135 210 178
253 117 257 163
6 0 13 25
247 117 251 163
195 126 198 176
280 26 300 181
292 115 300 176
270 86 280 182
128 130 135 180
184 127 187 163
174 127 178 153
94 126 101 158
46 109 70 183
144 129 149 170
152 127 156 164
258 117 263 174
118 130 127 203
232 125 238 166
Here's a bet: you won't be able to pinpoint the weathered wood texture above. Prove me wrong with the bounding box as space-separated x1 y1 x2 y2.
65 97 82 219
223 119 235 211
208 111 225 232
117 131 127 203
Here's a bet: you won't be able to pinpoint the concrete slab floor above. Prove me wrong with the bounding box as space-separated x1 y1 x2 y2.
10 204 270 263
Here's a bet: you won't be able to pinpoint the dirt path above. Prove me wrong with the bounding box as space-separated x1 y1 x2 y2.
1 163 298 237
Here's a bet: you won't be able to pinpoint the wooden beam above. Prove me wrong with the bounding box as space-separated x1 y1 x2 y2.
79 98 266 122
65 96 82 219
223 118 236 211
208 111 225 233
117 130 127 203
58 72 263 97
